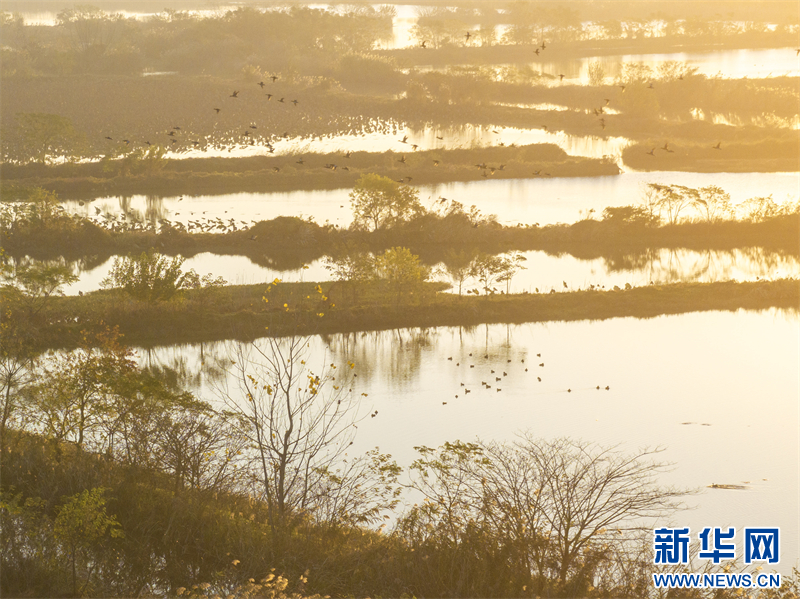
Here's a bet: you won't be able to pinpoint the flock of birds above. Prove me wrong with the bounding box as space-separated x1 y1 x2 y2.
97 30 757 192
440 350 611 405
86 203 257 234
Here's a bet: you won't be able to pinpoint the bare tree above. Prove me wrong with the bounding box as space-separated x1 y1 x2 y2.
216 336 372 528
518 436 687 584
402 437 689 593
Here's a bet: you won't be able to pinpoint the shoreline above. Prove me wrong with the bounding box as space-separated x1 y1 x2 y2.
23 278 800 350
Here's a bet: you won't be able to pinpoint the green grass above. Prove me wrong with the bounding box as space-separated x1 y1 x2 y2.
24 278 800 350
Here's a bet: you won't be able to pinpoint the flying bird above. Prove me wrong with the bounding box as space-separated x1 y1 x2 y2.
230 90 239 98
712 142 722 150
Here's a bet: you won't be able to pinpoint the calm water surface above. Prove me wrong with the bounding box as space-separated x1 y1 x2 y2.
137 309 800 572
55 247 800 295
63 171 800 228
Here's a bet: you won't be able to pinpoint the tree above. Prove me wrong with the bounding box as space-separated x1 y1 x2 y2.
402 437 688 596
496 252 528 294
101 249 197 302
1 257 78 318
440 249 478 296
28 327 137 451
647 183 697 225
521 437 685 586
349 173 425 231
0 310 38 458
324 244 375 284
373 246 430 301
469 252 505 296
694 185 733 222
11 113 85 164
588 61 605 86
54 488 123 597
217 335 371 529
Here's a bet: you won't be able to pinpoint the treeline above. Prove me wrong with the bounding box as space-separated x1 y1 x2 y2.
2 184 798 268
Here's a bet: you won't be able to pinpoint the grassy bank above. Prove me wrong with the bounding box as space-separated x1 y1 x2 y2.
23 278 800 349
3 207 798 267
622 138 800 172
0 144 619 199
3 208 798 272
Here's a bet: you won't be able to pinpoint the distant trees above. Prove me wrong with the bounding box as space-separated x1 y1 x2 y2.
374 246 430 301
6 113 85 164
642 183 738 224
587 61 605 85
349 174 425 232
101 250 212 302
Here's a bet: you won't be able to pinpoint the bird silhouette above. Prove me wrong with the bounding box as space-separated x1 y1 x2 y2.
421 40 427 48
397 155 406 164
266 94 273 100
213 107 221 113
292 99 299 106
258 81 265 88
400 135 408 143
433 160 440 166
270 75 278 82
230 90 239 98
712 142 722 150
465 31 472 41
646 148 656 156
559 74 565 81
534 48 540 55
278 98 285 103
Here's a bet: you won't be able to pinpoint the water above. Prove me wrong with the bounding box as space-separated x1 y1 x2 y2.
8 1 798 78
137 309 800 573
164 125 629 162
63 171 800 229
49 247 800 296
507 47 800 83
